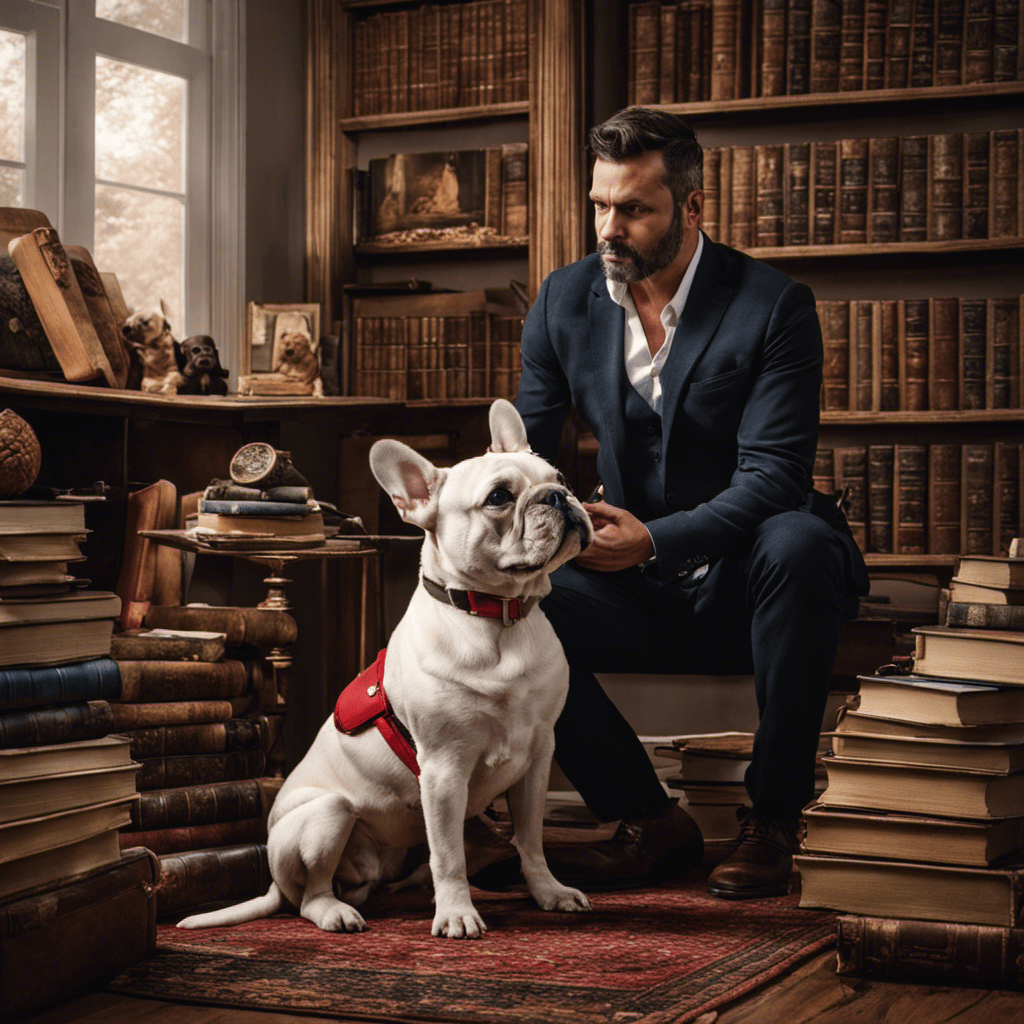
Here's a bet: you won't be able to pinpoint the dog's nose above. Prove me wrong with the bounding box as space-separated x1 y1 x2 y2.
537 487 587 528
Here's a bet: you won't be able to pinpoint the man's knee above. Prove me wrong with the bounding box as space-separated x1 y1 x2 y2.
749 511 843 584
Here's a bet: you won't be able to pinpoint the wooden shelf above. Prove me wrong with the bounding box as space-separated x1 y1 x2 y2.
863 554 959 568
821 409 1024 425
661 82 1024 122
341 101 530 133
743 238 1024 261
355 238 528 256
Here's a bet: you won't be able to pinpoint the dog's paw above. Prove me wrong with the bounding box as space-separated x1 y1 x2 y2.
432 905 487 939
532 884 591 913
303 895 368 933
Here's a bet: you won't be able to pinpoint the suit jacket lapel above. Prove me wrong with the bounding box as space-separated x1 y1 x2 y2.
588 274 628 500
659 234 735 433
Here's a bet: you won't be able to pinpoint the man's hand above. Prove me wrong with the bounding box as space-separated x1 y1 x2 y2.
575 501 655 572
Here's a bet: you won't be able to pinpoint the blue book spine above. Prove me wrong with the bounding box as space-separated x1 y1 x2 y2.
199 499 317 516
0 657 122 711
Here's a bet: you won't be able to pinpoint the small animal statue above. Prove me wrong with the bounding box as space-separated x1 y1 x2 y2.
175 334 229 396
121 305 183 394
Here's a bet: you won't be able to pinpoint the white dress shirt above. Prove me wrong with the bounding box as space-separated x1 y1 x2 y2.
605 230 705 415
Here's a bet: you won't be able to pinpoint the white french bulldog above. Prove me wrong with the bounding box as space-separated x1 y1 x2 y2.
178 399 593 938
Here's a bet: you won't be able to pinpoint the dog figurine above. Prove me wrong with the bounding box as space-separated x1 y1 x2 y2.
176 334 229 396
177 399 593 937
275 330 323 397
121 306 184 394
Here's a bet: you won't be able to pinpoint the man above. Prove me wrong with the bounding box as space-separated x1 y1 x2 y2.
510 107 868 899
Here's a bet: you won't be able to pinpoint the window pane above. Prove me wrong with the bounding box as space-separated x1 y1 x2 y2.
95 56 185 194
0 30 26 164
95 0 187 43
0 166 24 207
94 184 184 333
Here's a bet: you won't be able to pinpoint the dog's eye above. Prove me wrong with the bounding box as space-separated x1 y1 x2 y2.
483 487 513 507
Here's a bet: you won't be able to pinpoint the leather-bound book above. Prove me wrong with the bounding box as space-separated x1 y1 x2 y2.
989 296 1019 409
898 135 929 241
63 244 130 388
154 842 270 918
673 0 693 102
143 604 298 648
899 298 929 411
990 129 1020 238
809 0 841 93
909 0 935 86
929 133 965 241
631 2 661 104
691 0 710 100
419 4 440 110
838 137 869 244
710 0 739 100
507 0 529 103
119 817 264 856
928 297 959 411
928 443 962 554
135 748 267 791
754 144 784 247
659 3 678 102
838 0 865 90
962 444 995 555
993 441 1020 556
867 136 899 242
835 446 869 552
863 0 887 88
964 132 991 238
959 298 987 410
813 448 835 499
110 699 236 729
729 146 755 248
0 699 113 749
128 776 280 831
867 444 895 553
114 659 251 704
500 142 528 238
885 0 913 87
718 146 733 243
0 657 121 712
785 142 810 245
836 915 1024 989
935 0 966 85
703 148 721 240
993 0 1021 81
819 300 851 411
785 0 811 93
758 0 785 94
810 140 838 245
125 716 270 760
851 299 875 411
878 299 900 410
0 848 158 1020
893 444 928 554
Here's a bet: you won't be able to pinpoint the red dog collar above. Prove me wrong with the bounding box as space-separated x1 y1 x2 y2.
421 576 536 626
334 649 419 776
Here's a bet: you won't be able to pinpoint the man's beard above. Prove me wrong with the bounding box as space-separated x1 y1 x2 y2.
598 209 684 284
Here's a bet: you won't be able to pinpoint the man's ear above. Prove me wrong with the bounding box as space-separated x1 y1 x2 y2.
488 398 530 453
369 439 446 532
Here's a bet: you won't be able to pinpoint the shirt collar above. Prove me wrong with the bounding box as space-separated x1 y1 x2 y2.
605 230 705 324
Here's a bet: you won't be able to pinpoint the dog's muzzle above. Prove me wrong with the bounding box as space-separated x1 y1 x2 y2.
536 488 591 548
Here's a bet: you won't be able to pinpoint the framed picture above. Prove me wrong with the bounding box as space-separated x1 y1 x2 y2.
240 302 323 396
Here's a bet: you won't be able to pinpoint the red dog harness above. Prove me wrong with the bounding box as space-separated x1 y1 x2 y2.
333 649 420 776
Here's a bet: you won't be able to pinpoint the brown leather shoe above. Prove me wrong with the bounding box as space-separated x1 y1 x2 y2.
472 799 704 892
705 808 799 899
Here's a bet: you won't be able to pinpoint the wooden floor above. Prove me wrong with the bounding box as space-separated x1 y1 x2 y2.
21 949 1024 1024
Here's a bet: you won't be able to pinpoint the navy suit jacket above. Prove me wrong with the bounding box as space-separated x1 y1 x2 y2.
515 233 865 589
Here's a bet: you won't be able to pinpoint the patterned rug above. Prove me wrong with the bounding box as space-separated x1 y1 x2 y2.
107 879 836 1024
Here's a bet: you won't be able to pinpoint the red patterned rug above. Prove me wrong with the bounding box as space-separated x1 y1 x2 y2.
106 878 835 1024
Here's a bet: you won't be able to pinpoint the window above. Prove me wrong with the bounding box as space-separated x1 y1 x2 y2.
0 0 243 362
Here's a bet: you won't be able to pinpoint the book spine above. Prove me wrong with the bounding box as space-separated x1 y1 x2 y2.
128 777 268 830
867 136 900 243
838 138 869 244
760 0 786 94
135 749 267 792
994 441 1021 556
755 144 784 247
154 842 270 917
900 298 929 411
836 915 1024 989
0 657 122 712
992 0 1019 81
0 699 113 748
811 141 838 245
930 133 965 241
878 299 900 410
809 0 842 92
119 817 264 856
962 443 995 554
863 0 887 88
835 446 868 552
928 443 962 554
909 0 935 86
660 2 678 102
125 716 269 759
894 445 928 554
960 298 988 409
899 136 929 242
813 447 836 497
867 444 894 553
964 132 991 239
730 146 755 248
109 699 236 728
989 296 1019 408
929 297 960 410
114 659 251 703
785 142 810 245
885 0 913 87
711 0 738 100
991 129 1020 238
142 605 298 647
786 0 812 93
852 300 874 410
935 0 966 85
946 601 1024 630
838 0 865 90
819 300 850 410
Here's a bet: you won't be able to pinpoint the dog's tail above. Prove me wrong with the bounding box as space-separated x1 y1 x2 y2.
176 882 286 929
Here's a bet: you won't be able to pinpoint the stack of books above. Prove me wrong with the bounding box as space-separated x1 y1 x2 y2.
110 606 293 919
0 498 157 1019
195 477 325 545
796 550 1024 989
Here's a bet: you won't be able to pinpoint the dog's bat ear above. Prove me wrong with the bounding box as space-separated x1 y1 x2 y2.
488 399 530 454
369 439 446 532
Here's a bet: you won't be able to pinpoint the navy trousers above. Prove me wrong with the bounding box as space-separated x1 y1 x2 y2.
541 509 848 821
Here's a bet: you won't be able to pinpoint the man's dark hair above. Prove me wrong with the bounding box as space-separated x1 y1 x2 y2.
588 107 703 204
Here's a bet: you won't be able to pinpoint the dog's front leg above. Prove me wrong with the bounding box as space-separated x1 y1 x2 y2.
507 734 591 913
419 756 486 938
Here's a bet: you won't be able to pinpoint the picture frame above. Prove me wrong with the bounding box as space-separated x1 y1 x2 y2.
239 302 323 396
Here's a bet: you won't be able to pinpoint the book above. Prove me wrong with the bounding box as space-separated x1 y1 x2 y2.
854 673 1024 725
127 776 277 831
0 828 123 903
135 748 267 791
667 778 748 803
0 616 116 668
948 578 1024 605
802 801 1024 866
835 915 1024 990
154 842 270 917
796 854 1024 927
946 602 1024 631
831 730 1024 772
0 847 158 1020
125 716 269 759
0 499 85 535
0 532 86 563
836 707 1024 744
0 561 74 587
118 816 264 855
110 628 227 662
0 589 120 627
0 796 134 868
0 734 132 782
0 657 121 711
114 659 252 703
195 509 325 538
818 753 1024 817
0 699 114 748
143 604 298 648
912 626 1024 686
109 699 237 729
0 763 139 825
7 227 119 386
954 555 1024 589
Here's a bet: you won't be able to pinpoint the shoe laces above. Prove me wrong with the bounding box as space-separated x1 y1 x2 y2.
734 808 797 853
